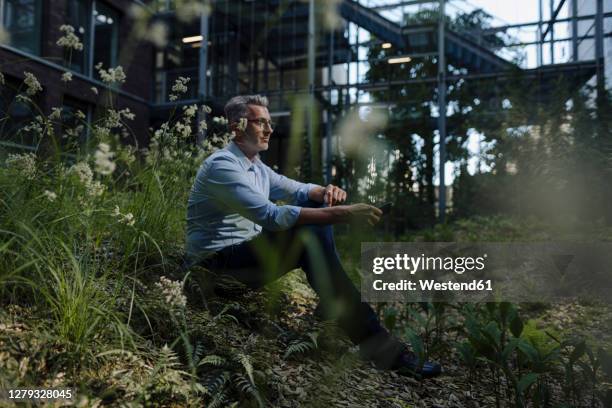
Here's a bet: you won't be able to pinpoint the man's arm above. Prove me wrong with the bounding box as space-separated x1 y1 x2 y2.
308 184 348 206
296 204 382 226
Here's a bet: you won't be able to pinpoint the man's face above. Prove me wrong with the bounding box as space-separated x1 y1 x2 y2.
236 104 273 154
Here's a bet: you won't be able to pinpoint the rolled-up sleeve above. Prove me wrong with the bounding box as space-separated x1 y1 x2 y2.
206 156 301 231
264 164 317 205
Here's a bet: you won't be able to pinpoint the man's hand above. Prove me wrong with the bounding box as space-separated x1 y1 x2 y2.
344 203 382 226
323 184 347 206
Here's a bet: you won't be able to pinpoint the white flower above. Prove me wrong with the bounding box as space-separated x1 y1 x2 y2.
56 25 83 51
171 77 190 94
155 276 187 309
169 95 178 102
174 121 191 138
49 107 62 120
94 143 116 175
91 86 98 95
183 104 197 118
23 72 42 96
5 153 36 179
198 120 207 132
95 63 126 85
75 110 86 120
212 116 228 125
148 21 169 48
61 72 73 82
69 161 93 185
69 162 105 197
237 118 247 131
201 105 212 114
43 190 57 202
112 206 135 226
0 71 4 86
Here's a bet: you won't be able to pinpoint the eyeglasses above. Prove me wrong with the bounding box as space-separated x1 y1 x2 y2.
247 118 275 129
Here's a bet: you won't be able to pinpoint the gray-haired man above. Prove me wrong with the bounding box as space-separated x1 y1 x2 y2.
186 95 441 378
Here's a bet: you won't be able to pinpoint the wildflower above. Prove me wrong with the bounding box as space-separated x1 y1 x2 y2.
155 276 187 309
56 25 83 51
5 153 36 180
148 21 169 48
169 95 178 102
212 116 228 125
171 77 190 94
75 110 86 120
69 161 93 185
87 181 106 197
112 205 135 226
61 71 73 82
183 104 197 118
43 190 57 202
23 71 42 96
237 118 247 131
198 120 207 132
91 86 98 95
175 121 191 138
201 105 212 114
15 95 30 104
119 107 135 120
95 63 126 85
94 143 116 175
49 107 62 120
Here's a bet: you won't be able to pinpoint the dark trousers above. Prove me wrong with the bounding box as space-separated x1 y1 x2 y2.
202 203 390 348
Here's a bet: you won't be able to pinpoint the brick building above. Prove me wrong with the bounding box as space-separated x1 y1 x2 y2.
0 0 153 151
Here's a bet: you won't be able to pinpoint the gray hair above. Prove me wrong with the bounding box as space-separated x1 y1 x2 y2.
224 94 269 124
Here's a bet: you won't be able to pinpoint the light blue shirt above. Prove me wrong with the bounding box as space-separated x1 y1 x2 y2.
186 142 316 264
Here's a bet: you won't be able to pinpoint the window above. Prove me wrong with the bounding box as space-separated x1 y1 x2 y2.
61 96 93 152
92 2 119 78
65 0 90 73
0 74 39 147
0 0 42 55
63 0 119 78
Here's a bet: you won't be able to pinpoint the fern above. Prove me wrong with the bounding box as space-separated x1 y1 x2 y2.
235 352 254 384
233 373 265 408
198 354 227 367
207 387 229 408
284 338 318 359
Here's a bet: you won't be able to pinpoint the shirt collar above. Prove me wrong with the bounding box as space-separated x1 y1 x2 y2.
227 141 259 170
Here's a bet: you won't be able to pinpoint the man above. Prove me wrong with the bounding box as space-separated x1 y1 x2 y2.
186 94 441 378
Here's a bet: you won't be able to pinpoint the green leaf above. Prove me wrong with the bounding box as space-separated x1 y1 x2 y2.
502 338 520 362
510 313 524 338
517 373 539 394
405 328 424 361
518 339 539 362
384 307 397 332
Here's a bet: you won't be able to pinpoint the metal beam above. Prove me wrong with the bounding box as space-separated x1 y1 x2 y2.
372 0 437 11
542 0 567 39
438 0 446 223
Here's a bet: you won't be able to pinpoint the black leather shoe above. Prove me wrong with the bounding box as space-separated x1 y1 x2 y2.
391 350 442 379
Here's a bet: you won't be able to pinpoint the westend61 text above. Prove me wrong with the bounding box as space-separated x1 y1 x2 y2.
373 279 493 291
372 254 487 275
